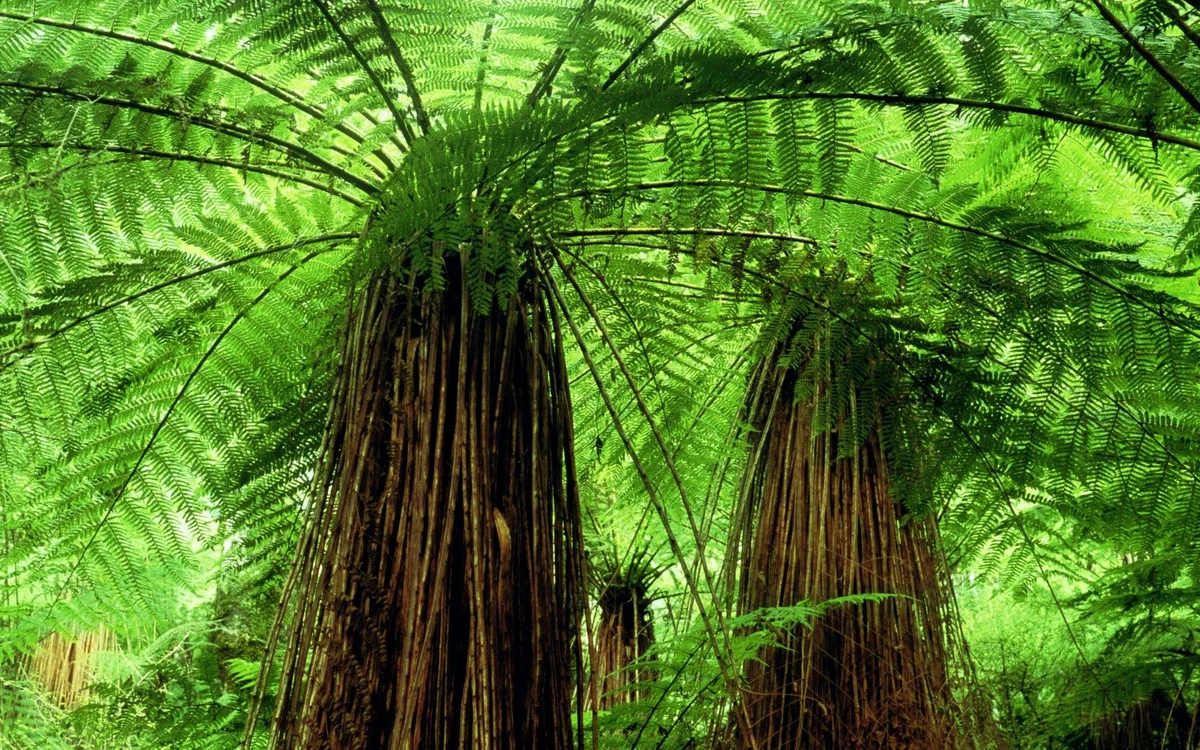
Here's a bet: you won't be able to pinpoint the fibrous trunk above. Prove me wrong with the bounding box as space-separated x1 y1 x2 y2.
732 350 957 748
29 626 115 707
271 259 582 749
1089 690 1199 749
589 572 656 708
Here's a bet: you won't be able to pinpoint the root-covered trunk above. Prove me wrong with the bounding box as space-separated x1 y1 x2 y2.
590 580 655 709
732 353 958 748
29 627 115 707
271 260 582 749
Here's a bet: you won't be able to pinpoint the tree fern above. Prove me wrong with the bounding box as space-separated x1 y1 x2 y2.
5 0 1200 746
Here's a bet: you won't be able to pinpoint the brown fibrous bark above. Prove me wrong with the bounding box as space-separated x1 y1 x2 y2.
588 551 658 709
731 350 960 749
271 256 583 749
29 626 115 707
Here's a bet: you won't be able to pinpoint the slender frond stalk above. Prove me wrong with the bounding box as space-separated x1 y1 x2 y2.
937 405 1116 713
1087 0 1200 115
542 265 759 746
1160 1 1200 55
553 180 1200 343
323 76 407 161
0 10 390 156
601 0 696 91
628 642 706 748
552 247 739 606
624 275 753 302
364 0 430 135
0 81 381 195
702 93 1200 152
557 227 818 245
560 247 667 412
0 233 357 369
473 0 499 110
309 0 417 146
45 251 321 618
0 142 367 205
526 0 597 108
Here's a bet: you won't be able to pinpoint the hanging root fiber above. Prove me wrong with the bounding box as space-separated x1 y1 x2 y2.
269 251 583 749
730 341 961 749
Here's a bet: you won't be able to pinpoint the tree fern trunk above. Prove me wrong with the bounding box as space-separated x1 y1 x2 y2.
590 579 655 709
732 348 958 749
271 259 583 749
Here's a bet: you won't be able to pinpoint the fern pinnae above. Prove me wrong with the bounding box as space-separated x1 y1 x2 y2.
38 251 321 629
600 0 698 92
362 0 430 135
308 0 416 145
0 10 344 130
1 232 356 372
526 0 598 108
0 142 367 206
0 81 382 195
1087 0 1200 116
706 90 1200 153
549 176 1200 347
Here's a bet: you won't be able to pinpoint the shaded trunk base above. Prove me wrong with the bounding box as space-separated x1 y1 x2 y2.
732 358 959 749
29 626 115 707
271 261 582 749
1087 690 1200 750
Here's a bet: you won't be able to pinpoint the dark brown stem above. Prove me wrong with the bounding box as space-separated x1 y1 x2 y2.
0 141 366 205
700 92 1200 152
364 0 431 134
0 232 356 369
0 81 380 195
527 0 597 108
473 0 500 110
1088 0 1200 116
601 0 696 91
310 0 417 145
545 249 760 747
1159 0 1200 56
550 179 1200 344
557 226 818 245
0 11 400 172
